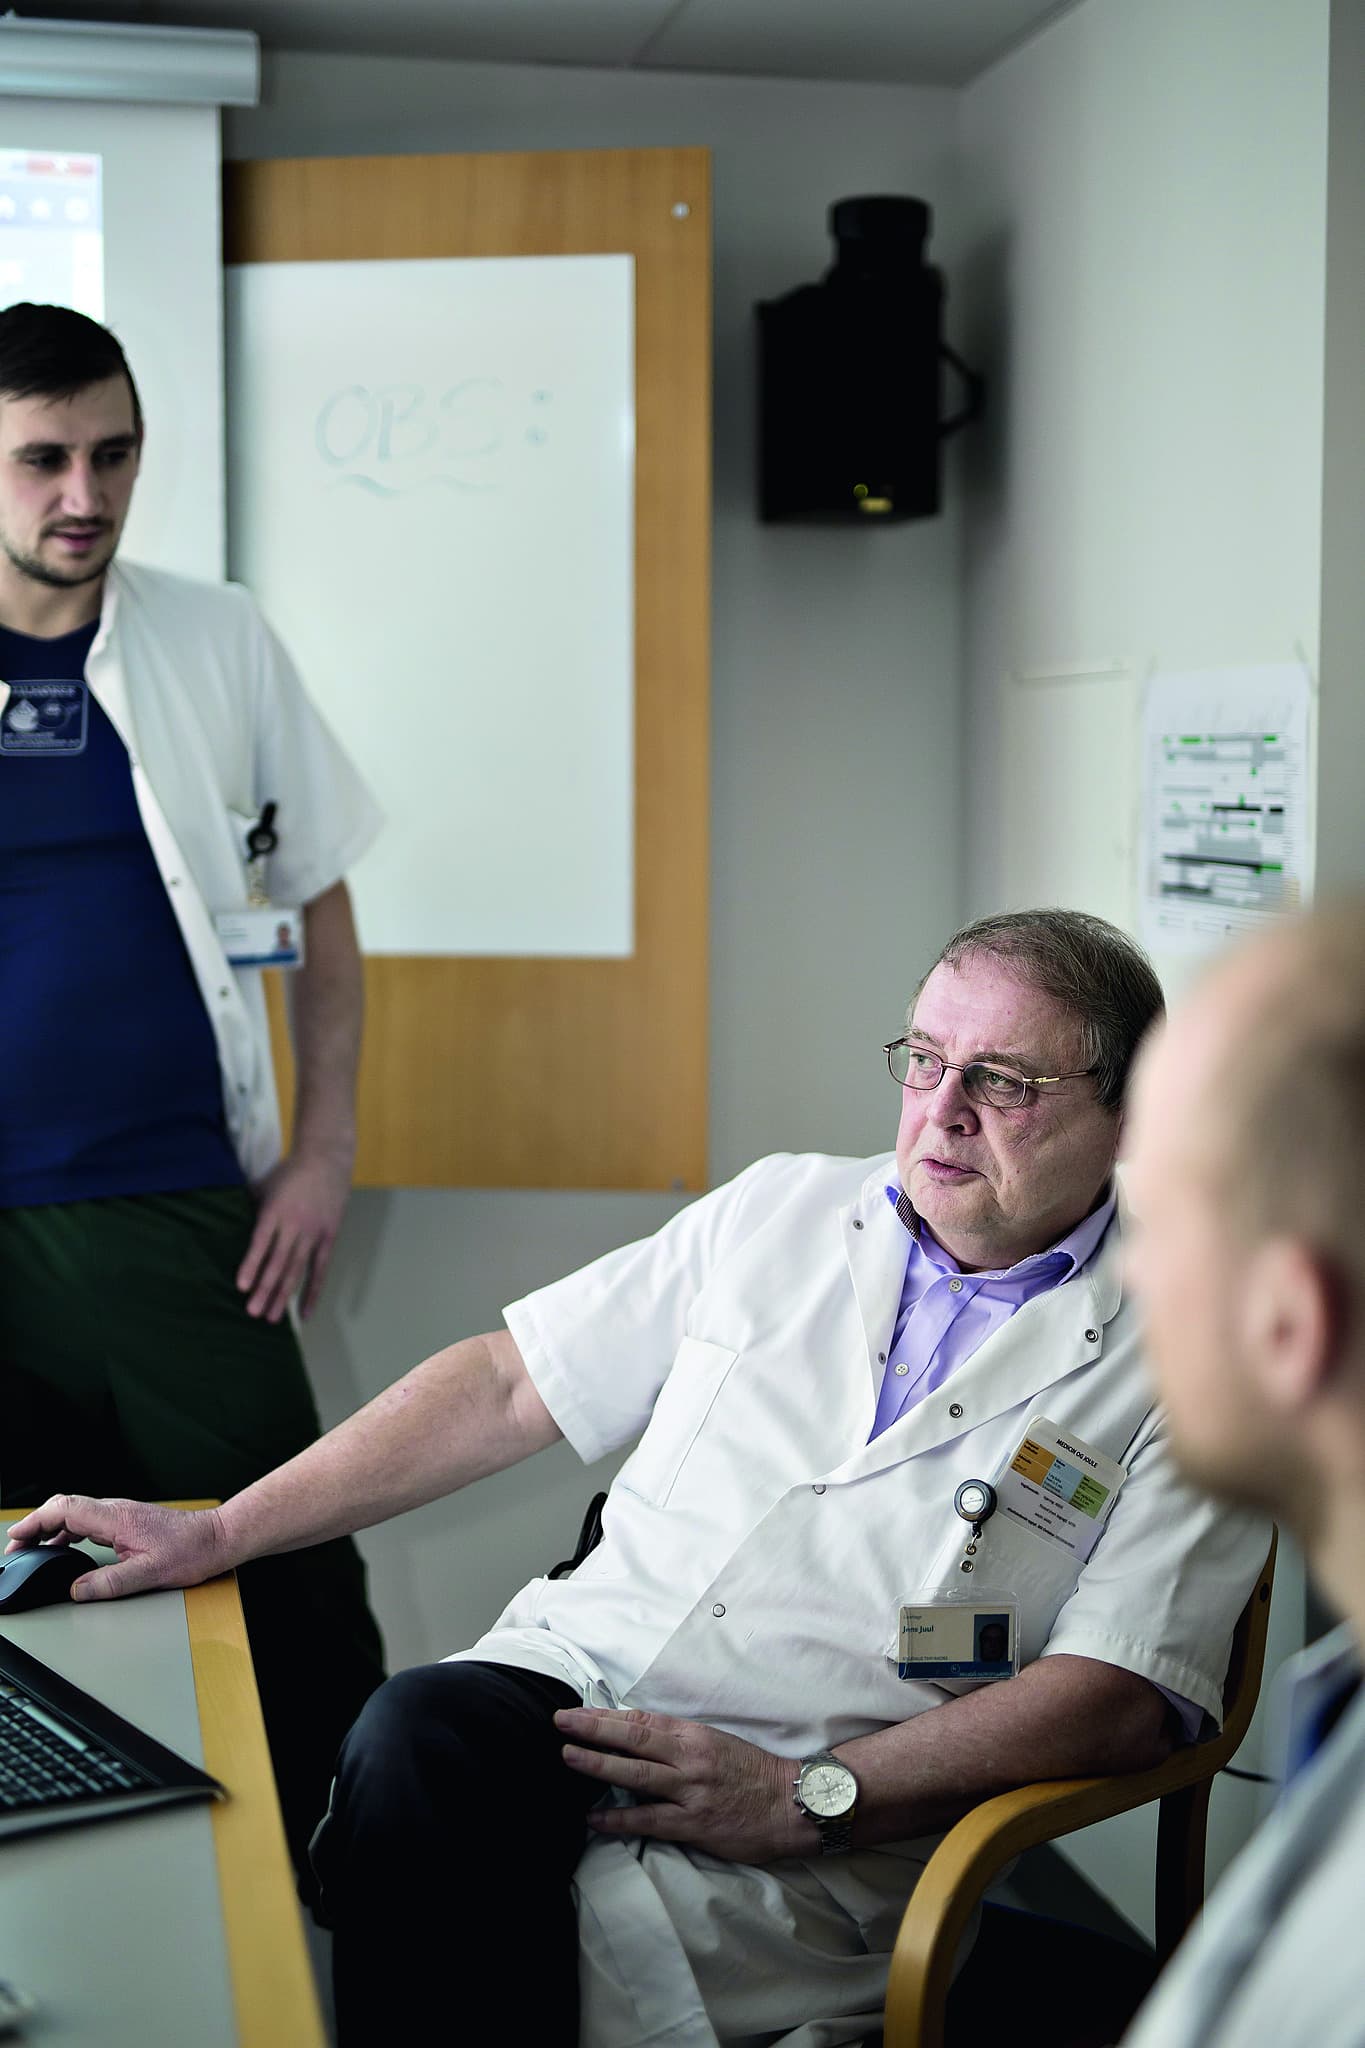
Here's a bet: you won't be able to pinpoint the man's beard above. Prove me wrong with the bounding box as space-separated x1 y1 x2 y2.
1 530 114 590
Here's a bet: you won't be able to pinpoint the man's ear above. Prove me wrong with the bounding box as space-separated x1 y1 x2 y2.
1240 1237 1340 1415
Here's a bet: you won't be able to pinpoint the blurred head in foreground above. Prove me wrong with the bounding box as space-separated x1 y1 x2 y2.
1127 900 1365 1627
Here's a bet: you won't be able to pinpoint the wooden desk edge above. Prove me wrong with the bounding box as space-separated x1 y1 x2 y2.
177 1529 327 2048
1 1507 326 2047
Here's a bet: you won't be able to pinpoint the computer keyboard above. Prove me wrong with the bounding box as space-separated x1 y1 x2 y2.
0 1632 224 1841
0 1677 153 1810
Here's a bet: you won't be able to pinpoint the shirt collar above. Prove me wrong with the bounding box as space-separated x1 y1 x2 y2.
885 1181 1117 1282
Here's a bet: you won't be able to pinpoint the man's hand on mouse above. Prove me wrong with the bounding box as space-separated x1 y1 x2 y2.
2 1496 231 1600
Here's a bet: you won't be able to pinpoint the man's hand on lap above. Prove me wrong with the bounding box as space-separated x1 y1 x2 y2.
555 1706 817 1863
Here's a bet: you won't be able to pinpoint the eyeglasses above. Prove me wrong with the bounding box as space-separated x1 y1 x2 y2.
884 1038 1096 1110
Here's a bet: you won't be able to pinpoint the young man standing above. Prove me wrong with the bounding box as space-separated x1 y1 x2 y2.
0 301 385 1876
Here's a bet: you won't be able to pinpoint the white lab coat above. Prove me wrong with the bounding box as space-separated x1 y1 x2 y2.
459 1152 1268 2048
1124 1625 1365 2048
81 561 382 1181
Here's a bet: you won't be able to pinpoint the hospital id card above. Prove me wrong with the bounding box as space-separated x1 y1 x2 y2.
996 1416 1125 1562
898 1590 1018 1682
214 906 304 968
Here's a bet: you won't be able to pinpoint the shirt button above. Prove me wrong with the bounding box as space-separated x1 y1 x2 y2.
895 1363 909 1377
1085 1328 1100 1344
711 1603 726 1618
949 1402 964 1419
811 1483 826 1495
948 1277 964 1293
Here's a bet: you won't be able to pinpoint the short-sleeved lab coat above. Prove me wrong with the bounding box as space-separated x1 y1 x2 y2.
82 561 382 1182
464 1152 1268 2047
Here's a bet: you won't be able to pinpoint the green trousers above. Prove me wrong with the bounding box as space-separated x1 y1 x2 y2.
0 1186 387 1880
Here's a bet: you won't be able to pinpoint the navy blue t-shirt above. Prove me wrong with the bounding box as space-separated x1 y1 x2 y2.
0 618 244 1206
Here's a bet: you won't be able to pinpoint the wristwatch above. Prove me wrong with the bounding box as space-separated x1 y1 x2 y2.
793 1749 858 1854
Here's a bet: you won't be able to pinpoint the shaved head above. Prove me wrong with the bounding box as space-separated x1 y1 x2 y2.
1199 907 1365 1285
1127 902 1365 1564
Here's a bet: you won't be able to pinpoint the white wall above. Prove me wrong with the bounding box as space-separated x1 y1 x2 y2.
1317 0 1365 898
224 56 966 1671
957 0 1331 1932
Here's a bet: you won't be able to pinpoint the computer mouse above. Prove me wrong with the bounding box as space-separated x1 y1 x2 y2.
0 1544 97 1612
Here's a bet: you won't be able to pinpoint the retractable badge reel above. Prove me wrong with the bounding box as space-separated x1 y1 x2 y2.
213 801 305 969
896 1477 1019 1683
245 801 278 908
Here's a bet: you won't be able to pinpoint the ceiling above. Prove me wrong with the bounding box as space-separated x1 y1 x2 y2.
14 0 1079 88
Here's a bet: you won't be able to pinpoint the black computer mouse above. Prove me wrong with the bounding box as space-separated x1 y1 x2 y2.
0 1544 97 1612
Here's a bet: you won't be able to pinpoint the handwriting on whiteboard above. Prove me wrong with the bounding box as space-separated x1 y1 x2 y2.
313 380 552 495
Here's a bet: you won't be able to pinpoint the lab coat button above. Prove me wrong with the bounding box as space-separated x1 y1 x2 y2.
852 1220 864 1231
811 1483 826 1495
711 1603 726 1618
878 1351 886 1363
219 988 230 1000
949 1402 964 1418
1085 1328 1100 1344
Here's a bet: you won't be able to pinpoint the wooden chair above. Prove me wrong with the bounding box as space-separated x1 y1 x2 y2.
883 1531 1278 2048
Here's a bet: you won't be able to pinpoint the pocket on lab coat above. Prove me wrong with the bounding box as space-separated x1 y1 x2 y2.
615 1336 739 1508
887 1514 1088 1693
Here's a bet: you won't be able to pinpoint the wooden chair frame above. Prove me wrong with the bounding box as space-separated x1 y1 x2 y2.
884 1531 1278 2048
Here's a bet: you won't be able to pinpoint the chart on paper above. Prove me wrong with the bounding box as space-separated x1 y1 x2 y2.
1140 665 1312 957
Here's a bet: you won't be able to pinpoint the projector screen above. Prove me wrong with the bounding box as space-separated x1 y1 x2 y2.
0 98 223 580
0 146 104 317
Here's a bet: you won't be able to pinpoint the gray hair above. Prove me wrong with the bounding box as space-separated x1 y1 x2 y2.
913 909 1165 1112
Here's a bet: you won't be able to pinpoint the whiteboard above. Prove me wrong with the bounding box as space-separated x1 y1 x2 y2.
225 254 634 956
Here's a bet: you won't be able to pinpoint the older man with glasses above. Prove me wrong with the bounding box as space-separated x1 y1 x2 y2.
9 908 1268 2048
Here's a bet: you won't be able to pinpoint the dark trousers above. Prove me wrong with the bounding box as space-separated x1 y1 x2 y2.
0 1187 387 1880
313 1660 600 2046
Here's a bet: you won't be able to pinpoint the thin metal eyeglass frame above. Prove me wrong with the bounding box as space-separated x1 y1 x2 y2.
882 1038 1096 1109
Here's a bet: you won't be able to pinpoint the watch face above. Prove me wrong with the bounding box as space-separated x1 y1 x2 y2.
799 1761 856 1818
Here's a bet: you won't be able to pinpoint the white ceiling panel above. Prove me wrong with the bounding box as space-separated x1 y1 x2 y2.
16 0 1078 85
17 0 680 70
639 0 1076 86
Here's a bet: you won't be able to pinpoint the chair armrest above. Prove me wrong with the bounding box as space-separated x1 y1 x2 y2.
884 1532 1277 2048
884 1759 1191 2048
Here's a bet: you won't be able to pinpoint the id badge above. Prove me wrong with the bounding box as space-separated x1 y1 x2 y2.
897 1588 1019 1683
214 905 305 968
995 1416 1126 1561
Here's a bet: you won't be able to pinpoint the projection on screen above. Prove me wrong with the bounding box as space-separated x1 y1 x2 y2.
0 148 104 319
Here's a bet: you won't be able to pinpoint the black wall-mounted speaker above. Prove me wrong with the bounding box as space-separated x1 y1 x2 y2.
755 195 982 526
